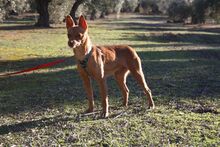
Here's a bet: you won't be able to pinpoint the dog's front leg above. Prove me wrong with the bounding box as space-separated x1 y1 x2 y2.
78 66 94 113
98 79 109 118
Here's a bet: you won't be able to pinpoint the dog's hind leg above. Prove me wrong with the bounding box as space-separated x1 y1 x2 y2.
128 58 155 109
114 67 130 106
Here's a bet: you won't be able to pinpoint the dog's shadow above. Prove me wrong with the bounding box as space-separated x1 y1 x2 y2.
0 111 109 135
0 115 75 135
0 104 150 135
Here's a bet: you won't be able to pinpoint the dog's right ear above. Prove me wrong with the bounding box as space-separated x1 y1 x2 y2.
66 15 75 29
79 15 88 31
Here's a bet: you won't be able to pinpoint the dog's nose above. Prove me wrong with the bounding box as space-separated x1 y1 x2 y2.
68 40 74 47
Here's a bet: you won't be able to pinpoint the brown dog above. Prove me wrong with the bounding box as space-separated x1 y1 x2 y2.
66 15 155 117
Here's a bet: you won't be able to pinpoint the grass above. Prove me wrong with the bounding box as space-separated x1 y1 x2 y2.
0 14 220 146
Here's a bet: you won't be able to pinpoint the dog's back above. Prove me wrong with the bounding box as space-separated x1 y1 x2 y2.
89 45 140 77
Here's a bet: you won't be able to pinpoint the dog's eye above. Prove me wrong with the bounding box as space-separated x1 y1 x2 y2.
77 33 83 39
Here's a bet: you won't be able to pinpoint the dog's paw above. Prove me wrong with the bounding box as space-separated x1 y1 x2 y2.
148 105 155 110
100 112 109 118
84 108 94 114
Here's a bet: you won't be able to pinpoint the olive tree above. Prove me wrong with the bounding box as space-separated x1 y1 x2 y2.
0 0 30 22
168 0 192 23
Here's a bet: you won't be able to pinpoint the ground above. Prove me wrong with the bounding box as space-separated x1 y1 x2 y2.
0 14 219 146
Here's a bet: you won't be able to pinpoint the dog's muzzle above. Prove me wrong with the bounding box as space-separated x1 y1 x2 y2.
68 40 81 48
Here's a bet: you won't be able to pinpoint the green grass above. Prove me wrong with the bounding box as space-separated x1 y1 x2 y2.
0 14 220 146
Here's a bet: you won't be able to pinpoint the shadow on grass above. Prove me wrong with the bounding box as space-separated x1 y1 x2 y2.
0 49 220 135
131 43 193 49
0 15 50 31
1 49 220 114
104 21 187 32
116 32 220 45
138 49 220 96
135 33 220 44
0 25 59 31
0 56 76 73
0 115 75 135
190 27 220 34
101 15 187 32
102 15 220 35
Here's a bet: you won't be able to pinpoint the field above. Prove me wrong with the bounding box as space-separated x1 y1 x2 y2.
0 14 220 146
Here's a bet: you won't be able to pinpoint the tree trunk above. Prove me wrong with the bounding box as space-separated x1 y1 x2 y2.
90 9 97 20
69 0 85 24
35 0 50 27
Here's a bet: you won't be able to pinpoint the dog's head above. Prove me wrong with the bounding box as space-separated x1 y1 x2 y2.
66 15 88 48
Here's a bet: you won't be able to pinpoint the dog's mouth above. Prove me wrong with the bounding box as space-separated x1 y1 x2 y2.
68 40 81 48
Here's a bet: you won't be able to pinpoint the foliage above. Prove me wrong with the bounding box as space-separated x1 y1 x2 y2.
0 0 30 21
168 0 192 23
0 0 219 24
156 0 174 14
121 0 139 13
166 0 220 24
85 0 114 19
49 0 73 24
206 0 220 23
84 0 128 20
0 0 30 19
191 0 220 24
139 0 161 14
0 8 6 22
191 0 207 24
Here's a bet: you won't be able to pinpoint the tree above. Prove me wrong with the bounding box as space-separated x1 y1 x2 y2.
191 0 206 24
192 0 220 24
168 0 192 23
0 0 31 22
86 0 126 20
208 0 220 23
69 0 86 24
35 0 51 27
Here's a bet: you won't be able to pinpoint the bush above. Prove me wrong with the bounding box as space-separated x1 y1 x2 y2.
85 0 112 20
85 0 135 19
0 0 31 22
191 0 220 24
206 0 220 23
0 8 6 22
49 0 73 24
121 0 138 13
138 0 161 14
191 0 207 24
168 0 192 23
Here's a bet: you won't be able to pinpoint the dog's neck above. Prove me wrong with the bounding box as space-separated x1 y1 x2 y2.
73 35 92 61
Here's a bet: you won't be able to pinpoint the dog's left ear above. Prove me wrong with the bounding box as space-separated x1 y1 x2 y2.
66 15 75 29
79 15 88 31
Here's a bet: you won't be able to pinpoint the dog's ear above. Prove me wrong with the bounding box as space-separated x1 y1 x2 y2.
79 15 88 31
66 15 75 29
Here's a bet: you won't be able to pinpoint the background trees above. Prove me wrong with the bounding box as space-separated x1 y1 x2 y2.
0 0 219 26
167 0 192 23
0 0 30 22
35 0 51 27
